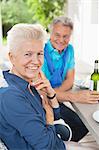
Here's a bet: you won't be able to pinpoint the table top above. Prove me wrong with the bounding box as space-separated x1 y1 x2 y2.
71 100 99 145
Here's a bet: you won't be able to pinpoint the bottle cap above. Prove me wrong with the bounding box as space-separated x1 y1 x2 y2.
95 60 99 63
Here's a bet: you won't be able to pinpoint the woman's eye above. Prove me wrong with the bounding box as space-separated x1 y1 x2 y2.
38 52 43 56
25 53 32 56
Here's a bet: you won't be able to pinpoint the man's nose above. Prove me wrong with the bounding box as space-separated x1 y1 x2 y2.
59 36 64 42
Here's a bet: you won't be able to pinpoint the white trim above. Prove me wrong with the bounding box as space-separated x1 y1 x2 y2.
54 119 72 141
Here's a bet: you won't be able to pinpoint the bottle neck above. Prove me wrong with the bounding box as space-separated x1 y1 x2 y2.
94 69 98 73
94 62 99 73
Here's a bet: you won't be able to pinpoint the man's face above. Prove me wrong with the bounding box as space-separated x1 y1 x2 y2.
50 23 72 52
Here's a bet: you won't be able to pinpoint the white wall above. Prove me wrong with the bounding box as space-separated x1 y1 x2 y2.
65 0 99 68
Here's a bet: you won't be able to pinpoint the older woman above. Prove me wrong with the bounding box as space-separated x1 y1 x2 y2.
0 24 97 150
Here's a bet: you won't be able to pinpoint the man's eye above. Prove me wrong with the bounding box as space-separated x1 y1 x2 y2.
63 35 70 39
56 34 60 37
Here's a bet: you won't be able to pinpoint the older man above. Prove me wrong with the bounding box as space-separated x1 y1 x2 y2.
42 16 99 141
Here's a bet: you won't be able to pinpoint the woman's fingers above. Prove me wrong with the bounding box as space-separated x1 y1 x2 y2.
40 70 46 79
34 80 49 90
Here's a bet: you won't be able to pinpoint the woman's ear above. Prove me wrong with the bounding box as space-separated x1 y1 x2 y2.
8 52 15 65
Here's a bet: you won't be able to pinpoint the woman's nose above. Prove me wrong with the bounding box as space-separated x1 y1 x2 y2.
31 55 40 65
34 58 39 64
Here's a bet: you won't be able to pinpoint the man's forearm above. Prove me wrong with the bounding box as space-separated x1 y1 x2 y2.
56 82 73 92
54 79 74 93
55 90 75 102
56 90 99 104
56 69 74 92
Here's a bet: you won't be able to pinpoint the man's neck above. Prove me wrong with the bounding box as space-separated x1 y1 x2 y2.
58 50 64 54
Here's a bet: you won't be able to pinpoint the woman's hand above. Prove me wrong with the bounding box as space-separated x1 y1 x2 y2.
32 71 55 97
32 71 59 109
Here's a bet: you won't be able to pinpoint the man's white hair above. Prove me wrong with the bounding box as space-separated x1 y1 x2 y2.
7 23 47 53
49 16 73 32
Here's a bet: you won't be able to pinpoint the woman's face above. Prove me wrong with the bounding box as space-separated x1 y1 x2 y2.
9 39 44 83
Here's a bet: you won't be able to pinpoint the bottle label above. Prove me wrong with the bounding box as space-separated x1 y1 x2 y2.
90 80 99 92
90 80 94 91
97 81 99 92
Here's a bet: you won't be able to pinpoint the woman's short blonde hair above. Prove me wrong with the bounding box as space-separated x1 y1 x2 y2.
7 23 47 53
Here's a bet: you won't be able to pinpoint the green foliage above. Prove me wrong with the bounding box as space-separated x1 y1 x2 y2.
1 0 33 36
27 0 66 28
3 37 7 45
1 0 66 36
1 0 32 25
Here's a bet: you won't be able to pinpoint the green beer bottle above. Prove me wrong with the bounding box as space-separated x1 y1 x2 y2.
90 60 99 91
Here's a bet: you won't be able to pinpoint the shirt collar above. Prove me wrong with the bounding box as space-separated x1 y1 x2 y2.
46 39 54 53
3 70 29 90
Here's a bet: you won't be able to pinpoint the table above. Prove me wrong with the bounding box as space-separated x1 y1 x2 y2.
71 100 99 145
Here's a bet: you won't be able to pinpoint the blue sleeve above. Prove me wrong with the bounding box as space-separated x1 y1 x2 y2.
67 44 75 70
53 107 61 120
2 90 57 150
62 44 75 80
